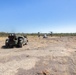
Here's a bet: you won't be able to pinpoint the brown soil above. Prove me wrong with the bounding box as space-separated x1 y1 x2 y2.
0 36 76 75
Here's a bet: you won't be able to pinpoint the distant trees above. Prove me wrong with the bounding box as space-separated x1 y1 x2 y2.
0 32 76 37
38 32 40 37
50 31 53 37
0 32 8 37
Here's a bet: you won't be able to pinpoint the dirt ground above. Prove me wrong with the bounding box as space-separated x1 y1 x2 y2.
0 36 76 75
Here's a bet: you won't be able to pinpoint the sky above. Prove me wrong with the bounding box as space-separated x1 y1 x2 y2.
0 0 76 33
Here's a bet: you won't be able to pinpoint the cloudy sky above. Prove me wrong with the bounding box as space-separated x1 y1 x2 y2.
0 0 76 33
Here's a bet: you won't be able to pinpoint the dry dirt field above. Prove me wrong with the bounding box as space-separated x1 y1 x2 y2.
0 36 76 75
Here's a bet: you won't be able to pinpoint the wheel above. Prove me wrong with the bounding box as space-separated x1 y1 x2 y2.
18 43 23 48
9 45 14 48
5 43 9 48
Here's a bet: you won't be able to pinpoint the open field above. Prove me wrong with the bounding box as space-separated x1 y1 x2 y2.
0 36 76 75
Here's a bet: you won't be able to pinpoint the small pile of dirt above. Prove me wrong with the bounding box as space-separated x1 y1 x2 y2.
37 70 50 75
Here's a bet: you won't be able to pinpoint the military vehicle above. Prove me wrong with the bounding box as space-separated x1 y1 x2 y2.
43 34 47 38
5 33 28 48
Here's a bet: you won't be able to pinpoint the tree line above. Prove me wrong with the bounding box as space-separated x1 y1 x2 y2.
0 32 76 37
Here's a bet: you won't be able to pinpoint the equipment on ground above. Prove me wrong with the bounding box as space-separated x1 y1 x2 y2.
5 33 28 48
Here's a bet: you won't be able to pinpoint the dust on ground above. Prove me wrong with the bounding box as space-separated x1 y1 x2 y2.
0 36 76 75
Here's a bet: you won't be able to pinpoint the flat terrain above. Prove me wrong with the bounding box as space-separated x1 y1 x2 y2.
0 36 76 75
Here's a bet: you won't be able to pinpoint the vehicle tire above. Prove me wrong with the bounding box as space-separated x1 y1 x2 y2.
9 45 14 48
5 43 9 48
19 44 22 48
